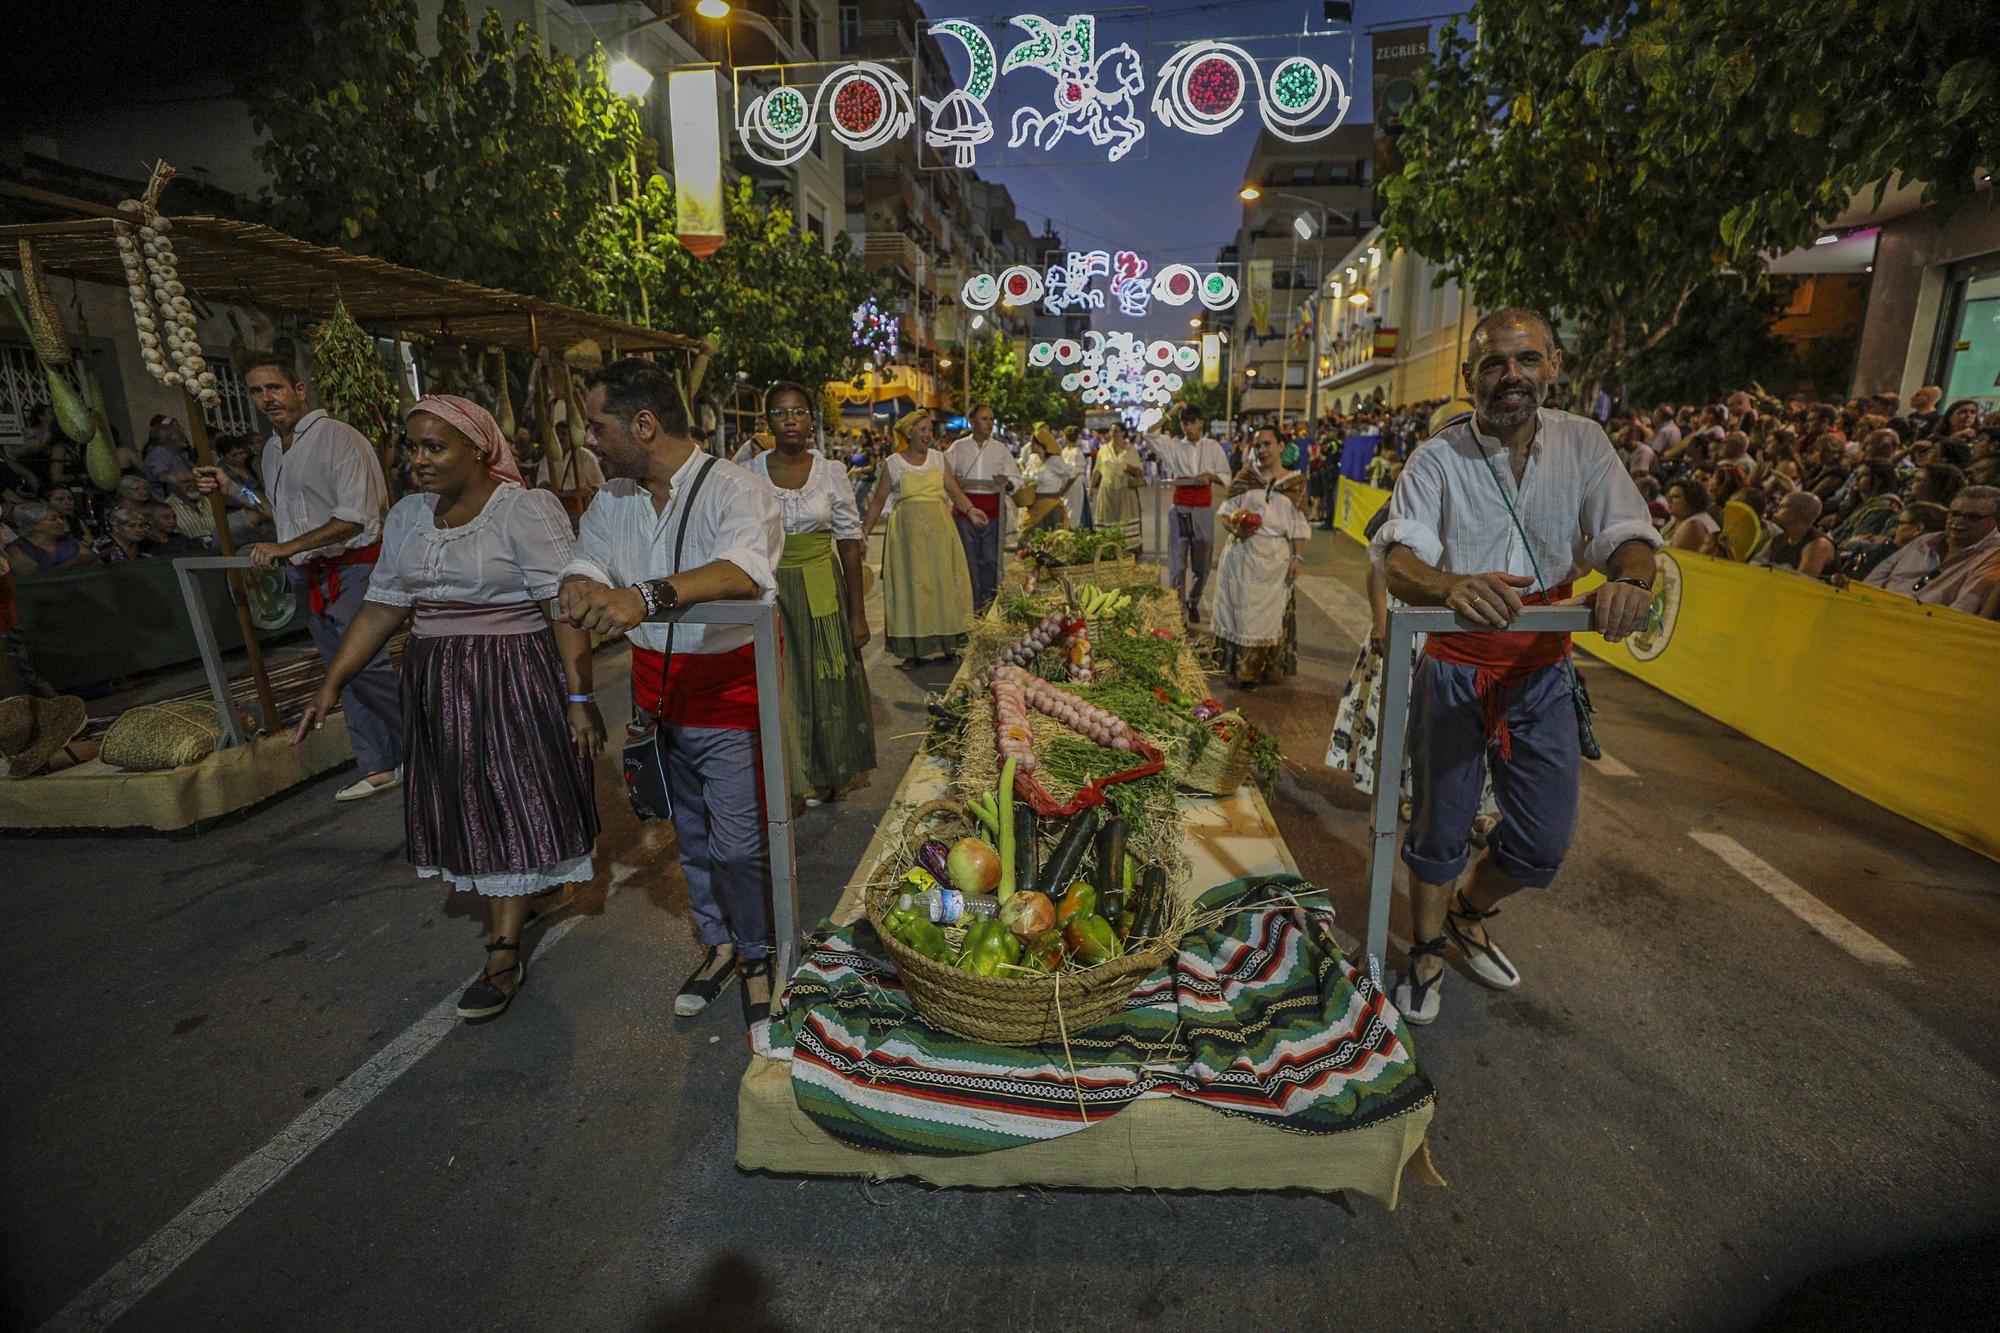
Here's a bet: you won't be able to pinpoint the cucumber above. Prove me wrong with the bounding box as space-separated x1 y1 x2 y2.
1094 818 1127 928
1134 866 1168 939
1040 806 1101 898
1014 801 1041 896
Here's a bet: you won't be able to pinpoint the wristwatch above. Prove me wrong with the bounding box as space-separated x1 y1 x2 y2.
635 578 681 617
1605 576 1653 592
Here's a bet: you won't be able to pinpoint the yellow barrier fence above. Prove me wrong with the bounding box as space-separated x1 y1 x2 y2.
1334 479 2000 861
1333 475 1392 546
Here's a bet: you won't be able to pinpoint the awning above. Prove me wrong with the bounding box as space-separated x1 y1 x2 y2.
0 213 699 354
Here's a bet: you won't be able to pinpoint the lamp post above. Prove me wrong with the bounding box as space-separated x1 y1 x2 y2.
1240 186 1351 429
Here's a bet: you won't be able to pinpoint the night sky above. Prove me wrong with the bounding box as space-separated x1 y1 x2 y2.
911 1 1463 268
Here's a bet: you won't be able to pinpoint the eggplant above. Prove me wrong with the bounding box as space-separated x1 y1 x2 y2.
1134 866 1168 940
1014 801 1041 896
1040 807 1101 899
916 838 953 883
1094 818 1127 928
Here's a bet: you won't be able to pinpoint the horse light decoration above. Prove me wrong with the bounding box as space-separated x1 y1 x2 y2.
959 252 1236 317
1002 14 1148 162
738 61 915 167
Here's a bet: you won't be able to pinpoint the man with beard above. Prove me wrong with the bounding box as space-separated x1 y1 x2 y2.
1372 309 1659 1025
557 358 785 1023
195 350 401 802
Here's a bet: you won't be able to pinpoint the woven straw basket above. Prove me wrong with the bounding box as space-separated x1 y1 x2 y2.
100 700 225 771
1181 710 1254 795
865 800 1184 1046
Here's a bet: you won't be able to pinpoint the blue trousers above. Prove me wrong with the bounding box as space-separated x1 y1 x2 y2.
662 723 770 960
1167 505 1214 612
1402 656 1578 888
956 512 1002 611
298 565 403 775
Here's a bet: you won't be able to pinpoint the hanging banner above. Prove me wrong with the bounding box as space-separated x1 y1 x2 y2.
1013 336 1030 378
670 69 726 260
1247 259 1274 337
1201 333 1220 386
1372 26 1430 181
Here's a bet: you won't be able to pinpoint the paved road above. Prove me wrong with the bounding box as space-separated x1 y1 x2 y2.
6 492 1997 1331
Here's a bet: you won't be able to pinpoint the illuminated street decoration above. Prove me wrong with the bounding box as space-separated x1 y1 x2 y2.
852 297 900 360
924 20 997 167
996 265 1044 306
1151 41 1350 142
1002 14 1148 162
738 61 914 166
1044 249 1110 313
1150 263 1239 310
958 252 1234 317
1110 251 1150 317
1030 330 1195 406
960 272 1001 311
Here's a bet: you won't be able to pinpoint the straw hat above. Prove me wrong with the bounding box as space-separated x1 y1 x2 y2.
1428 400 1476 436
0 694 88 779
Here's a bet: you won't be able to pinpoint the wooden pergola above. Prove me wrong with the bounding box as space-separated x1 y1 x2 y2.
1 181 702 733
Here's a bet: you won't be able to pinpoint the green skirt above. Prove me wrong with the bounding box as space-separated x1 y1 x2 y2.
774 538 877 793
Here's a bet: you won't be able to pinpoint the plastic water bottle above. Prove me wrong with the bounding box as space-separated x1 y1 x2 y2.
899 887 1000 925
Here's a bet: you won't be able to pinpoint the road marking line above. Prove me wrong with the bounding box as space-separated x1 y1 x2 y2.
1294 573 1376 647
1591 751 1637 778
1689 832 1909 968
39 878 625 1333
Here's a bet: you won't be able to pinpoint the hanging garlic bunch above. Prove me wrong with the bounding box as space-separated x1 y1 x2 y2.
117 203 219 410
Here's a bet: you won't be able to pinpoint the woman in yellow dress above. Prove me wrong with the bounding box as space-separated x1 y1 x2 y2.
862 409 987 667
1092 422 1144 540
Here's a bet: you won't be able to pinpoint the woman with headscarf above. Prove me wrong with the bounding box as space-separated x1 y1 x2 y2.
297 395 604 1023
862 409 984 667
746 382 876 805
1212 426 1308 687
1092 422 1144 539
1021 424 1078 534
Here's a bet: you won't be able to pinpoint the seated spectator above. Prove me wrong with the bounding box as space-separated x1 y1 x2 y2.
1751 492 1836 576
1907 461 1965 508
211 434 272 540
142 415 195 491
1969 453 2000 488
1838 501 1947 580
43 486 95 547
1863 485 2000 615
5 501 100 574
1649 403 1681 457
1635 474 1669 523
141 502 205 557
3 436 45 505
158 468 218 545
1830 461 1901 542
1906 385 1943 437
96 506 152 562
1936 399 1981 441
1663 478 1720 552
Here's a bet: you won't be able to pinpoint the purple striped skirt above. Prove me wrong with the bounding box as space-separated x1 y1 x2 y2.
401 601 598 888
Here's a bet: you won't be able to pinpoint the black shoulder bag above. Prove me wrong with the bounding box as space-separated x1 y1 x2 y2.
623 456 720 820
1473 442 1603 761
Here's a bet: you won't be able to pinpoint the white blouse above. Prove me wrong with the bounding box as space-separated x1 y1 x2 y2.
748 451 863 540
364 483 575 607
882 449 947 513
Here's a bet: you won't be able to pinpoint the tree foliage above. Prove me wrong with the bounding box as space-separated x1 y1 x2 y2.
243 0 645 303
1620 279 1796 407
964 330 1078 430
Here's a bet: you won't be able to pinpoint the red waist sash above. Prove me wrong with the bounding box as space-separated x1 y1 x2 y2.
1171 484 1212 507
630 643 759 731
965 491 1002 520
1423 583 1571 762
299 541 381 615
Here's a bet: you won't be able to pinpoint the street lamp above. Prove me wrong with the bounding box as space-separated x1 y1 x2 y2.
1189 316 1203 329
695 0 732 17
608 56 655 100
1238 185 1261 201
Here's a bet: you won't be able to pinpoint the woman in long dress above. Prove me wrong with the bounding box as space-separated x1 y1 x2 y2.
1092 422 1144 539
1212 426 1308 688
1021 425 1078 534
862 409 986 667
299 396 603 1022
747 382 876 805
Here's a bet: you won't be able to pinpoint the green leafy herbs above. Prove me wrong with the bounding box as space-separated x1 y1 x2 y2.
1090 631 1184 691
1248 725 1282 792
1037 737 1174 835
999 593 1040 624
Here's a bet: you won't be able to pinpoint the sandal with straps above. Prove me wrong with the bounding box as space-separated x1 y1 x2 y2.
738 957 775 1027
457 937 526 1022
674 945 737 1018
1394 935 1447 1026
1445 892 1521 991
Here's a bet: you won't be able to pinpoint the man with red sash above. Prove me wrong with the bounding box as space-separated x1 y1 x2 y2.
195 350 400 802
944 404 1021 612
558 359 785 1021
1148 407 1231 623
1374 309 1659 1025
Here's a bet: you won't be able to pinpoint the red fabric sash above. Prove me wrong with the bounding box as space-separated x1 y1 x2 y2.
0 567 16 633
1171 484 1212 508
1423 583 1572 762
630 643 760 731
300 541 381 616
965 491 1002 520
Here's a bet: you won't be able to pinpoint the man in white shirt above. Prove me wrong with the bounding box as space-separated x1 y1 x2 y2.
945 404 1022 610
534 441 607 495
195 351 400 801
1373 308 1660 1025
1147 407 1231 623
557 358 786 1023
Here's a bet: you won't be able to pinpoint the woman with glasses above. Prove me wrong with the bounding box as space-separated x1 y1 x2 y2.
745 383 876 806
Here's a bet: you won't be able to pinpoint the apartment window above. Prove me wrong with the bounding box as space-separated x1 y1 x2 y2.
1328 163 1352 184
1287 164 1315 184
838 4 859 50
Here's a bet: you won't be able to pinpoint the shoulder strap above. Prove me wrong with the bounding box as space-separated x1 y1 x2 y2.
651 454 721 704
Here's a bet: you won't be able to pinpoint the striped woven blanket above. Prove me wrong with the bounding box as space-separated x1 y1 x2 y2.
768 877 1434 1156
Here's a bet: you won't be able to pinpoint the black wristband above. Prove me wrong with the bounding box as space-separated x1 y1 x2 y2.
1606 576 1653 591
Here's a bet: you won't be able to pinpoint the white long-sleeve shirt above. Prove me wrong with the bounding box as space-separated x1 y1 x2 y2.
559 450 783 655
1372 408 1661 589
1146 433 1231 492
944 436 1023 493
261 409 388 561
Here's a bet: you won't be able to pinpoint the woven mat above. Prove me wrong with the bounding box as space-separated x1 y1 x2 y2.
766 876 1433 1156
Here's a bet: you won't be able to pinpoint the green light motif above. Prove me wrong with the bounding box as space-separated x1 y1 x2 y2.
1272 58 1320 111
768 86 808 134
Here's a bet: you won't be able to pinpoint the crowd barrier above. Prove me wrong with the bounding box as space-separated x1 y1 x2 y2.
1333 479 2000 862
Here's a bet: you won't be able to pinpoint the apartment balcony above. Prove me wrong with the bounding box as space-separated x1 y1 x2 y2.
864 231 927 282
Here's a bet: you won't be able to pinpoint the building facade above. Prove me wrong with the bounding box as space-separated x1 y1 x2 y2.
1315 225 1473 414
